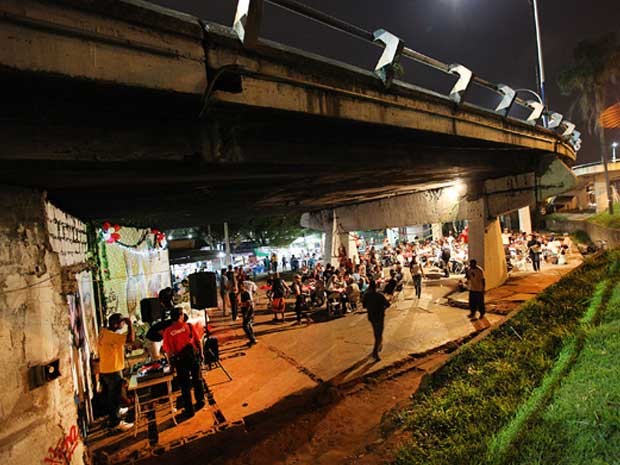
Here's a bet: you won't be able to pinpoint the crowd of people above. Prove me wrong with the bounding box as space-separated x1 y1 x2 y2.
97 226 576 434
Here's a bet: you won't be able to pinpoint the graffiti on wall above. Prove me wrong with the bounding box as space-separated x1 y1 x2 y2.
42 425 79 464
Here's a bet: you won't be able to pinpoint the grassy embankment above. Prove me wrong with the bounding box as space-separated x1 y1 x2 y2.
589 203 620 229
386 251 620 465
495 271 620 465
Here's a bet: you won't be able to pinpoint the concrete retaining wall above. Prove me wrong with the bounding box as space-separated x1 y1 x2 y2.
545 218 620 247
0 187 84 465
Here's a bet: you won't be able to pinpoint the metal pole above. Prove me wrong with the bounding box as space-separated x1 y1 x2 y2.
224 222 231 266
531 0 547 126
602 145 614 215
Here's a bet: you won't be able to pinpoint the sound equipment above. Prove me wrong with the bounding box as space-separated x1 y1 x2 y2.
140 298 163 323
189 271 218 309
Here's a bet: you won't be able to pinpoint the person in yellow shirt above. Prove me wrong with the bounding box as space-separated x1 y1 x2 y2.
98 313 134 431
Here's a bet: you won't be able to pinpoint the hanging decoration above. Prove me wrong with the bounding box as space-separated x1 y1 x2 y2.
151 229 167 249
101 222 121 244
98 222 167 252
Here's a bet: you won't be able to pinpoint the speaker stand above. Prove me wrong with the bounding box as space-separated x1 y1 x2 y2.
202 307 233 382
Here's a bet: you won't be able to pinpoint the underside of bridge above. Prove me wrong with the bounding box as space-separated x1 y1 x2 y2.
1 69 561 228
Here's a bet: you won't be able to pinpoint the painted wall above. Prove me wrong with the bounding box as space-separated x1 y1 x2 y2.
0 188 84 465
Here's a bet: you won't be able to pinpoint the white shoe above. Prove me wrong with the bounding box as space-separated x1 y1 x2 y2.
117 420 134 431
118 407 129 416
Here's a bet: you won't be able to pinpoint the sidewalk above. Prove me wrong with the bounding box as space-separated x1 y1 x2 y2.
90 255 582 465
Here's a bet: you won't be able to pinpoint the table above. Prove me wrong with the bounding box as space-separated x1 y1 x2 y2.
128 373 177 437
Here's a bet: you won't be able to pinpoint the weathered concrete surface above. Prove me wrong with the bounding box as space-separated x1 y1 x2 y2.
301 159 577 232
0 0 577 227
563 161 620 212
0 0 206 94
0 187 85 465
546 216 620 248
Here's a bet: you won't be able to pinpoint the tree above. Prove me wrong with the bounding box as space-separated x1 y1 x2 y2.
169 215 306 250
558 32 620 214
232 215 305 248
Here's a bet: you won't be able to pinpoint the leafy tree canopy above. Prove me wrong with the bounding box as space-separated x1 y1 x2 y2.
168 214 306 249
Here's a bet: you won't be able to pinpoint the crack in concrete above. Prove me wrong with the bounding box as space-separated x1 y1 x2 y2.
264 344 324 385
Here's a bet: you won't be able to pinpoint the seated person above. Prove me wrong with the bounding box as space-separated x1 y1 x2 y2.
345 277 361 310
382 269 399 296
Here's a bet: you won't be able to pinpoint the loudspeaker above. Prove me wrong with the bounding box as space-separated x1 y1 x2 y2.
140 298 163 323
189 272 218 309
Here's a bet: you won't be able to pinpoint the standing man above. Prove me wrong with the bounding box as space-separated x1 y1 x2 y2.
219 268 229 316
527 233 542 272
98 313 135 431
239 287 257 345
362 280 390 361
465 259 486 319
409 255 425 299
292 274 307 324
162 307 205 419
226 266 238 321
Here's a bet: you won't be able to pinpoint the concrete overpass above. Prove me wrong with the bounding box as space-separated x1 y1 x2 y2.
563 160 620 213
0 0 580 287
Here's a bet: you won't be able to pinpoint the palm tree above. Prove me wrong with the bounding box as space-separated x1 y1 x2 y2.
558 32 620 214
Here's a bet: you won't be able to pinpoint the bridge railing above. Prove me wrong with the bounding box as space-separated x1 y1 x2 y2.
229 0 580 152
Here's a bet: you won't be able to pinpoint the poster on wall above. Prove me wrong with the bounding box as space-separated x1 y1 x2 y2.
77 271 98 356
67 294 95 425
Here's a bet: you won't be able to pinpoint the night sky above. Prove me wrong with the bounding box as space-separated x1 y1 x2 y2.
151 0 619 163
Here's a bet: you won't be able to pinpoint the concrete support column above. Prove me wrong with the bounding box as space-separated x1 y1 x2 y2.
575 188 590 211
593 176 609 213
467 198 508 290
431 223 443 241
323 211 341 267
338 232 358 262
518 207 532 234
386 228 398 245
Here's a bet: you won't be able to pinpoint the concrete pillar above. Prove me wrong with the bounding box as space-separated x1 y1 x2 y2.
467 198 508 290
593 176 609 213
338 232 358 262
431 223 443 241
518 207 532 234
323 211 340 267
386 228 398 245
575 187 590 211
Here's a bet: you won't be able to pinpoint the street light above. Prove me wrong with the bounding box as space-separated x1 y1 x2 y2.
613 142 618 163
531 0 546 116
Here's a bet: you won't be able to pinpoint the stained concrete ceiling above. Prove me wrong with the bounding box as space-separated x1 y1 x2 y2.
1 69 555 229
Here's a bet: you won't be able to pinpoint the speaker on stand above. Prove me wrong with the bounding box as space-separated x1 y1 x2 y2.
140 298 163 324
188 271 232 381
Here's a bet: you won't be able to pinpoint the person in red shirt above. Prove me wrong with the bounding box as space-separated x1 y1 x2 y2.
163 307 205 419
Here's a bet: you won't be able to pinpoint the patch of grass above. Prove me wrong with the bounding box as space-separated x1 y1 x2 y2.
390 252 620 465
500 282 620 465
588 203 620 229
545 213 569 222
570 229 592 246
487 279 608 464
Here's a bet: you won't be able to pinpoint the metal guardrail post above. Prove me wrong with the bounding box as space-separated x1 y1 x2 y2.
227 0 580 150
373 29 404 88
233 0 264 49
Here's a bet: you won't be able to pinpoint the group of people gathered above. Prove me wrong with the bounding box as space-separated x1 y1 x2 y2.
502 229 572 272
